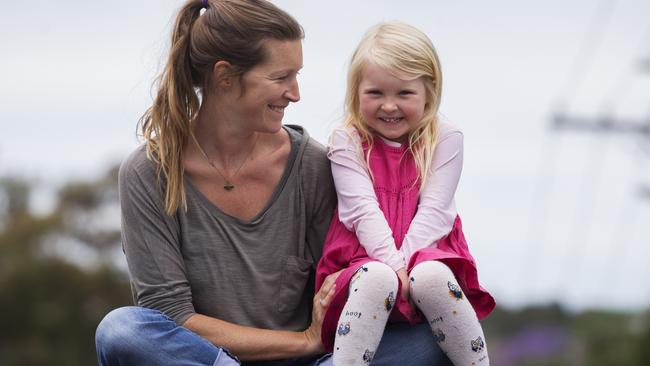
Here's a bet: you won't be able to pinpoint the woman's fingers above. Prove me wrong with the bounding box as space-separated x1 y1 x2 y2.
320 283 336 307
304 273 342 354
321 269 344 293
313 269 344 320
315 269 343 305
304 269 345 353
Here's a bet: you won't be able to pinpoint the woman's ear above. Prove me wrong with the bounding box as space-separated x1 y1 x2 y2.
211 60 233 88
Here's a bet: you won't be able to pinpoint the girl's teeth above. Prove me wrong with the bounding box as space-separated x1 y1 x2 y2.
381 117 401 123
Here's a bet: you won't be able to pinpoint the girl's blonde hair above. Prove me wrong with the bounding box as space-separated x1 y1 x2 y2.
139 0 303 215
343 21 443 188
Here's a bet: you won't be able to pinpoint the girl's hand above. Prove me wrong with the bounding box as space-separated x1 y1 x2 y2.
396 268 411 304
303 270 342 354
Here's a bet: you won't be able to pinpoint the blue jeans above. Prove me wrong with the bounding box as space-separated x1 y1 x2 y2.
95 306 451 366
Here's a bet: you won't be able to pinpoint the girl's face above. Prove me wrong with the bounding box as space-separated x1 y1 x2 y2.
358 61 427 143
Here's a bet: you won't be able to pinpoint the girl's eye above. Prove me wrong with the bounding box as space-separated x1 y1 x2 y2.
399 90 414 96
366 90 382 95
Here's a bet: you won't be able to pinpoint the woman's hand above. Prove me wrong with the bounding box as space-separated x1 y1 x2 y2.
303 270 342 354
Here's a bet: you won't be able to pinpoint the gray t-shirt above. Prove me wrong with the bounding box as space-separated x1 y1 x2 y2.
119 125 336 331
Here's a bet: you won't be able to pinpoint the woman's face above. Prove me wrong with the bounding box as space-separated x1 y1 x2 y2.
230 39 303 134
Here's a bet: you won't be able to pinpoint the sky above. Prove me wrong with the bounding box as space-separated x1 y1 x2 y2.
1 0 649 312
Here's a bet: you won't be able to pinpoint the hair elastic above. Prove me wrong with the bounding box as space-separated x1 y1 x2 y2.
201 0 209 9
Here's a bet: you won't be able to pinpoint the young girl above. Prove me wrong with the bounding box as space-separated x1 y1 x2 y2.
315 22 495 365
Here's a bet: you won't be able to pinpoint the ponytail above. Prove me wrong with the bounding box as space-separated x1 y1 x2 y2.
139 1 202 215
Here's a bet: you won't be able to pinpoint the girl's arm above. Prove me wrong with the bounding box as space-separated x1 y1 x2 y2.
328 128 406 271
400 127 463 262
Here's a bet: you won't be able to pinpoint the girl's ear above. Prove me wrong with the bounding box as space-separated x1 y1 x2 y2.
211 60 234 88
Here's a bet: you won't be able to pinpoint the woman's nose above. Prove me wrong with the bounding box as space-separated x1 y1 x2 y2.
284 79 300 102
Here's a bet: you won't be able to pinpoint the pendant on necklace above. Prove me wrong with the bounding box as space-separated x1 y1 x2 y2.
224 182 235 191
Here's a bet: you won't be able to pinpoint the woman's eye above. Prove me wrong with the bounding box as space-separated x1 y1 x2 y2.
275 72 299 81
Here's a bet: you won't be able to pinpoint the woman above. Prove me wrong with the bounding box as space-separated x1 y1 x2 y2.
95 1 449 365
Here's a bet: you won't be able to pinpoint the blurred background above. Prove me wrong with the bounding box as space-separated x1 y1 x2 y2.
1 0 649 365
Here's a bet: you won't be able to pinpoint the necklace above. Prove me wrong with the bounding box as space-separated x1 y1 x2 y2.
191 133 258 191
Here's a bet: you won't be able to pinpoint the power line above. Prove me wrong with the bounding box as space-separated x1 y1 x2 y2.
536 0 650 311
523 0 650 310
524 0 620 307
549 111 650 308
518 128 561 304
599 12 650 109
556 127 611 304
557 0 619 105
596 152 647 304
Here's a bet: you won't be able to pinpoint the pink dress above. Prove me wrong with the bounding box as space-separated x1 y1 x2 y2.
315 137 495 352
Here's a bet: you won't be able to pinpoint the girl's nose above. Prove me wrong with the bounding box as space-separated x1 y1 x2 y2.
381 101 397 113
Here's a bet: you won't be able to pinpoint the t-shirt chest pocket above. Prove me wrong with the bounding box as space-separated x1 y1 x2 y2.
276 255 313 313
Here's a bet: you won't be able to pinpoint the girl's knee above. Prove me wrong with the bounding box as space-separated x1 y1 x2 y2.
409 261 455 288
409 261 466 306
411 261 454 281
351 262 398 292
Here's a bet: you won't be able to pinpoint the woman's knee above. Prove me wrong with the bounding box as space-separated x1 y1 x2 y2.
95 306 159 360
96 307 137 350
96 306 228 365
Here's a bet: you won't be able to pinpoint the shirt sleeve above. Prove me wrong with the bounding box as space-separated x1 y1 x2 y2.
118 152 195 325
302 138 338 267
328 128 406 271
400 130 463 262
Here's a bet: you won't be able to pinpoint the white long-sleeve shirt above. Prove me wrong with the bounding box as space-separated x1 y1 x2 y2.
328 121 463 271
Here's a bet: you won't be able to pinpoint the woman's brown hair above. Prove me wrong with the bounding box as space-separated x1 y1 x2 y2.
139 0 303 215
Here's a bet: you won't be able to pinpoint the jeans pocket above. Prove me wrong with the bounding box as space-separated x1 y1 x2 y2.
276 256 312 313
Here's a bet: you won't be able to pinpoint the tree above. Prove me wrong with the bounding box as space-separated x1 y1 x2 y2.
0 169 131 366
